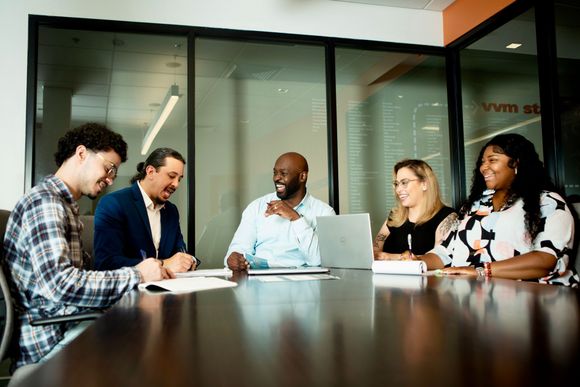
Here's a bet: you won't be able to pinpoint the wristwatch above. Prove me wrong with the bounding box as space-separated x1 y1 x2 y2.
475 267 485 278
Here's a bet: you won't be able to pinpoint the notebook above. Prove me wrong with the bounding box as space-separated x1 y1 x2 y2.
138 277 237 293
316 213 374 269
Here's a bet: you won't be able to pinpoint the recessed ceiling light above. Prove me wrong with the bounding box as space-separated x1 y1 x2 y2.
277 88 289 94
506 43 522 49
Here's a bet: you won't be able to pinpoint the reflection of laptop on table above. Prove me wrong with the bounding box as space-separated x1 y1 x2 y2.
247 267 330 275
317 213 374 270
245 253 330 275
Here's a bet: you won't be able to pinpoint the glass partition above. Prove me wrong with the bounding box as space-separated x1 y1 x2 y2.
36 27 188 236
460 9 541 189
194 38 328 267
335 48 450 234
555 1 580 198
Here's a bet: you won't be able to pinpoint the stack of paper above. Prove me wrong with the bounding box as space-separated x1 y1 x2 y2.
371 260 427 275
138 277 237 293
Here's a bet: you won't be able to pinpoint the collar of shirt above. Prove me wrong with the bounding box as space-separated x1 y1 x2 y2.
45 174 79 215
137 181 165 212
268 191 310 213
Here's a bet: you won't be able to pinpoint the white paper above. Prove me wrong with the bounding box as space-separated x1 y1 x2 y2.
175 268 233 278
371 260 427 275
138 277 237 293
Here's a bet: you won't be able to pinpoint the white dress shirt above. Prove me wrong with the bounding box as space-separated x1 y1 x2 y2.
137 181 164 258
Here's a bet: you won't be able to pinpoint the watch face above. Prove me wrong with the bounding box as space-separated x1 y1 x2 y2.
476 267 485 277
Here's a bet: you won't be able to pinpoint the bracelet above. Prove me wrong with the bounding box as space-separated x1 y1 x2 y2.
483 261 492 278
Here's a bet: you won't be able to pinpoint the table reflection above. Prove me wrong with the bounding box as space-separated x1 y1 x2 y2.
17 270 580 387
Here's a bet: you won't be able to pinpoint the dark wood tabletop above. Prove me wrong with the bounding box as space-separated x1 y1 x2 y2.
17 269 580 387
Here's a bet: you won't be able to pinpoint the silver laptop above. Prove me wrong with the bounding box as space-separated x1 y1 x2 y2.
317 213 374 270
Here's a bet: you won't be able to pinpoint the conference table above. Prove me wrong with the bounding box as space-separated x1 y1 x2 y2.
17 269 580 386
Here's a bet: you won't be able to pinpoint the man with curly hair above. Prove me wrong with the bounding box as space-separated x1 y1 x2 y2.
3 123 173 370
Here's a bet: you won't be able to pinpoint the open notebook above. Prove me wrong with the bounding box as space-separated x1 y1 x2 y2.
138 277 237 293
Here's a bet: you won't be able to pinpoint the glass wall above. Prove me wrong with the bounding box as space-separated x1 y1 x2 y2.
35 27 188 234
555 1 580 198
335 48 451 234
460 9 541 189
194 38 328 267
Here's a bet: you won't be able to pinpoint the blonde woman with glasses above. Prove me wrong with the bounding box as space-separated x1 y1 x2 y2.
374 159 457 261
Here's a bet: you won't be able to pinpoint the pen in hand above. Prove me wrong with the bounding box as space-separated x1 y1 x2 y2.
407 234 413 259
180 245 201 269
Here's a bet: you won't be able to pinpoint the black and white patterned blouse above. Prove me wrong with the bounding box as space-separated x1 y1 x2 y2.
431 189 578 287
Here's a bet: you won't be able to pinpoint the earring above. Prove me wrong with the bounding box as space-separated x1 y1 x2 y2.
515 168 518 175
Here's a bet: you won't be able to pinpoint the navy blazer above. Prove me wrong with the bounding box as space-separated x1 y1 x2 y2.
94 182 185 270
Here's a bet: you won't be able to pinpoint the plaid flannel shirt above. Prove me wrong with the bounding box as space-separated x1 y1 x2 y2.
2 175 141 367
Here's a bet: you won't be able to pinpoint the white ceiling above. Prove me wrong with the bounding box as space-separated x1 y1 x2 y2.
35 1 580 154
331 0 455 11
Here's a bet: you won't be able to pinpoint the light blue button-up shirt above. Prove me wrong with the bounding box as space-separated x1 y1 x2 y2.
225 192 336 267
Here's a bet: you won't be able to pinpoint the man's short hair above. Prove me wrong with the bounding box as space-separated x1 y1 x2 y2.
54 122 128 167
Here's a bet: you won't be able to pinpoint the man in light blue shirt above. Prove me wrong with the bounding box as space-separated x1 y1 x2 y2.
225 152 335 270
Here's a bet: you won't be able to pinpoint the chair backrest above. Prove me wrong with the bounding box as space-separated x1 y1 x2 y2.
573 203 580 274
0 209 14 362
79 215 94 269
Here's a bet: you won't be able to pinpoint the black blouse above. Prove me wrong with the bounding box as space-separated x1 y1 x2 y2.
381 206 456 255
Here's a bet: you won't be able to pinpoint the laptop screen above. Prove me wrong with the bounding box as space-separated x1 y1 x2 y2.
316 213 374 269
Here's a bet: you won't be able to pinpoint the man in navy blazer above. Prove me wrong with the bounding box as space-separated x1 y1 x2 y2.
94 147 198 273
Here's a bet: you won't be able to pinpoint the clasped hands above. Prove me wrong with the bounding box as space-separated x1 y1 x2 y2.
264 200 300 221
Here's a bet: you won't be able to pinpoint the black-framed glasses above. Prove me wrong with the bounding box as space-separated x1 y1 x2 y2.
94 152 118 179
393 178 419 189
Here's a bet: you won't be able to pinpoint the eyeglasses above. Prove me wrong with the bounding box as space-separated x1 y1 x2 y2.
393 178 419 189
94 152 118 179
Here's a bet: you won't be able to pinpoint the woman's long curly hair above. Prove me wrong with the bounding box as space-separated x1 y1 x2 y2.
463 133 555 240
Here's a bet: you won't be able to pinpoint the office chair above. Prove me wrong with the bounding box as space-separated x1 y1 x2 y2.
572 203 580 274
79 214 95 269
0 209 101 386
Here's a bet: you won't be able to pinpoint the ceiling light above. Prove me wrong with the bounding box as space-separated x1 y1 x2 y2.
277 88 289 94
141 84 179 155
506 43 522 49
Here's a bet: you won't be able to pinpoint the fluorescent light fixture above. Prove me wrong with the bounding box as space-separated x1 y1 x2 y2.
421 126 440 131
464 116 541 146
141 84 179 155
506 43 522 49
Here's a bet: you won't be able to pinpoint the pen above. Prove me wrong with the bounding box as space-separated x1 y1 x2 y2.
407 234 413 256
180 245 201 268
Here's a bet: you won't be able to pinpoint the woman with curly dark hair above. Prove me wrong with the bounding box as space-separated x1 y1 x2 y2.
420 133 578 286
